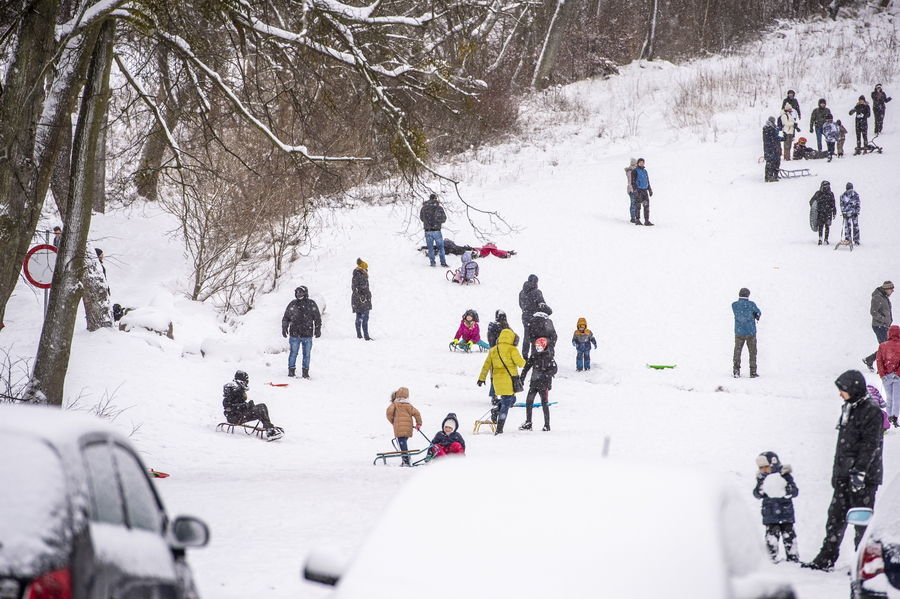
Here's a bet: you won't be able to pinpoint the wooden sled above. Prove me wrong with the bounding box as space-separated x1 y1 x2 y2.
779 168 811 179
216 420 284 441
473 419 496 434
834 239 854 252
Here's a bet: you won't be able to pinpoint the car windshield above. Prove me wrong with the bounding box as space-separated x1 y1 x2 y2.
0 435 71 575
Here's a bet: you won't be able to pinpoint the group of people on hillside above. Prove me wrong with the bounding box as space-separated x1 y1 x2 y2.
763 85 891 181
808 180 861 245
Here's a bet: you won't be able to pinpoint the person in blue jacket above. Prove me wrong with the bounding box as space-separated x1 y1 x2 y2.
732 288 762 378
629 158 654 225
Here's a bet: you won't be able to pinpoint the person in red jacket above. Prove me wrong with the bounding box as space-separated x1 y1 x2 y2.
876 325 900 428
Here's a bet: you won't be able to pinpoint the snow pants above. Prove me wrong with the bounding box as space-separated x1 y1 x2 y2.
817 222 831 243
811 479 878 566
842 215 860 244
866 326 890 374
576 350 592 370
764 157 780 182
633 188 650 222
883 373 900 418
855 122 869 149
524 387 550 428
874 108 885 135
226 400 273 429
765 523 798 562
433 442 465 457
733 334 757 376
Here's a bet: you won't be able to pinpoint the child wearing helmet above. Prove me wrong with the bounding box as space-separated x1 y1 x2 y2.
753 452 799 562
572 317 598 371
451 309 490 351
222 371 283 441
519 337 558 432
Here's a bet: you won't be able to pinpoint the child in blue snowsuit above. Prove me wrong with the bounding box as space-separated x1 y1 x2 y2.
572 317 598 371
753 451 799 562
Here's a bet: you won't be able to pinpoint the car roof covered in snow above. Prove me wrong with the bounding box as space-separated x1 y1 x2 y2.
332 457 769 599
0 402 122 447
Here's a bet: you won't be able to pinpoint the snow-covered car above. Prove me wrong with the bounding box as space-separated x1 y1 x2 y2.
303 457 795 599
851 471 900 598
0 403 209 599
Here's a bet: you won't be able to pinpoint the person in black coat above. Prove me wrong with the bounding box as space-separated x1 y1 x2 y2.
222 371 282 440
804 370 885 571
430 413 466 457
525 307 557 352
871 84 892 135
753 451 800 562
282 286 322 378
782 90 801 120
519 337 558 431
762 116 781 182
351 258 372 340
519 274 546 360
809 180 836 245
419 193 448 267
849 96 871 151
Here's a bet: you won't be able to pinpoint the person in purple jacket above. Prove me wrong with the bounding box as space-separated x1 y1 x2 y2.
451 309 490 351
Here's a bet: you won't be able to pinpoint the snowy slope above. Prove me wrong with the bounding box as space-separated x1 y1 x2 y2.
3 10 900 599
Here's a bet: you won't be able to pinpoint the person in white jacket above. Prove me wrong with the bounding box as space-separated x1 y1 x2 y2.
778 103 799 161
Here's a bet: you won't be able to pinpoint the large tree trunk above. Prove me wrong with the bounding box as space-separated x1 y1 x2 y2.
27 19 116 406
81 244 113 331
531 0 579 89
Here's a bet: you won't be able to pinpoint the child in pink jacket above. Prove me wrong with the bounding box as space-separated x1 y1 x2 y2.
451 309 490 351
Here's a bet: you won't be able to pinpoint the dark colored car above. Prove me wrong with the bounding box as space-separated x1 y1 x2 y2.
0 404 209 599
851 471 900 598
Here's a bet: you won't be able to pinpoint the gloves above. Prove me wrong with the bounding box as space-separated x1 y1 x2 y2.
648 189 653 197
572 341 577 347
315 332 321 338
477 380 485 387
756 471 764 480
282 330 288 338
809 128 813 134
452 339 459 345
781 464 792 475
414 425 421 431
850 472 865 492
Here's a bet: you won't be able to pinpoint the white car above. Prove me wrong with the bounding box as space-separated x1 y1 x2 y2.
851 471 900 598
304 457 795 599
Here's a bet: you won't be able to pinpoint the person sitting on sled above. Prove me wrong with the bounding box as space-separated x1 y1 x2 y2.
430 413 466 458
222 370 283 441
452 250 480 284
793 137 829 160
452 309 490 351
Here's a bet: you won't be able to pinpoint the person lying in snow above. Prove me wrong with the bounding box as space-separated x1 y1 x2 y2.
430 413 466 457
419 239 516 258
792 137 829 160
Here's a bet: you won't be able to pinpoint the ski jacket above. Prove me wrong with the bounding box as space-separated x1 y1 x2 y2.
526 313 558 350
386 399 422 438
809 184 836 225
732 298 762 336
419 199 447 232
630 165 651 192
223 381 250 423
849 103 870 126
832 392 884 486
459 251 479 280
478 329 526 396
454 319 482 344
871 89 892 113
782 96 801 120
840 190 860 218
351 267 372 313
876 326 900 378
778 108 798 135
753 469 799 525
282 297 322 338
822 121 840 143
838 122 848 140
762 122 780 160
572 317 598 352
521 349 558 390
518 275 545 321
810 105 833 130
871 287 893 328
625 165 635 193
487 318 516 347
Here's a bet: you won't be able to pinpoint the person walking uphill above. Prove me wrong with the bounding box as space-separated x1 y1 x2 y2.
871 84 892 135
840 183 861 246
630 158 654 225
519 337 558 432
351 258 373 340
733 288 762 378
804 370 884 572
282 286 322 378
625 157 638 223
762 117 781 183
477 329 526 435
420 193 448 268
863 281 894 372
519 274 546 361
809 98 833 152
386 387 422 466
876 325 900 428
809 180 836 245
849 96 871 154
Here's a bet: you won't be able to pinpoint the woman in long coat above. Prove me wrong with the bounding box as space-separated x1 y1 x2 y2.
478 329 525 435
351 258 372 340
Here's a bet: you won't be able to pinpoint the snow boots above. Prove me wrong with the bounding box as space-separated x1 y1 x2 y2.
288 367 296 377
494 420 505 435
519 422 532 431
542 424 551 431
266 427 284 442
302 368 310 379
490 397 500 424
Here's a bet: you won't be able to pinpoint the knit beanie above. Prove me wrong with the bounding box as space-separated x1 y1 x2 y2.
883 281 895 290
739 288 750 298
357 258 368 269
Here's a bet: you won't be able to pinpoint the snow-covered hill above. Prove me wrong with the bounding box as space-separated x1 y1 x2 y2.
3 9 899 599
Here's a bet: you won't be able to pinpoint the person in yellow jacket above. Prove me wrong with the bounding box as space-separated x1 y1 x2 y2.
386 387 422 466
477 329 525 435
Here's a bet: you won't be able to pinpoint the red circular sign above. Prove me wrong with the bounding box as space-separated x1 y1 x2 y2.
23 244 58 289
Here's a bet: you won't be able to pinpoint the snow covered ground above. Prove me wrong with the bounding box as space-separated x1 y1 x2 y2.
3 10 899 599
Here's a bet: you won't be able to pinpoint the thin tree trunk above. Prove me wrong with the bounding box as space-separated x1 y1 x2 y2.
531 0 579 89
640 0 660 61
27 19 116 406
81 244 113 331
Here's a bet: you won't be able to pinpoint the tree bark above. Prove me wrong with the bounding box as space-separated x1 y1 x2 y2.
82 244 113 331
640 0 660 61
27 19 116 406
532 0 579 89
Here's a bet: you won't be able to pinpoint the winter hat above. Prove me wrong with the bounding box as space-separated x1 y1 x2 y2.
818 98 826 105
867 385 885 406
739 288 750 298
637 157 645 165
630 157 638 166
429 193 438 201
527 274 539 285
835 370 868 401
495 309 507 321
787 89 795 96
294 286 308 299
766 116 776 127
883 281 895 290
391 387 409 401
797 137 807 144
845 182 854 190
537 302 552 316
442 413 459 432
534 337 548 352
876 84 882 89
859 95 866 101
836 119 842 126
826 115 833 121
357 258 368 269
756 452 780 469
95 248 103 258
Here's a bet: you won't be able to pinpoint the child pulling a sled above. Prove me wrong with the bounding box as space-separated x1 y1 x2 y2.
386 387 423 466
451 309 490 351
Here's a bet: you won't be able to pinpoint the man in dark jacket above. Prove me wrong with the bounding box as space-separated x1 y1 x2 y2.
809 180 836 245
809 98 833 151
762 117 781 183
871 84 892 135
419 193 448 268
804 370 884 571
525 308 558 352
519 337 558 432
782 90 801 120
223 371 283 440
282 286 322 378
864 281 894 371
849 96 871 153
519 274 546 360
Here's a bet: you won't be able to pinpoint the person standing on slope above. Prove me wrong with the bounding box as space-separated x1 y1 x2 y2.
839 182 861 246
809 180 836 245
863 281 894 372
420 193 448 268
351 258 373 340
804 370 884 572
732 288 762 378
630 158 654 225
876 325 900 428
477 329 525 436
519 274 546 361
762 117 781 183
282 286 322 378
849 96 871 154
871 84 892 135
519 337 558 432
778 103 799 161
625 157 638 223
809 98 833 152
782 89 801 120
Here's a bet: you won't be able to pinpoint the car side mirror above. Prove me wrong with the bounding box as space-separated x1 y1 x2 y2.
168 516 210 549
302 549 348 586
847 507 873 528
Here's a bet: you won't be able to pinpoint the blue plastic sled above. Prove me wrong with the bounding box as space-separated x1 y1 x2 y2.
513 402 558 408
